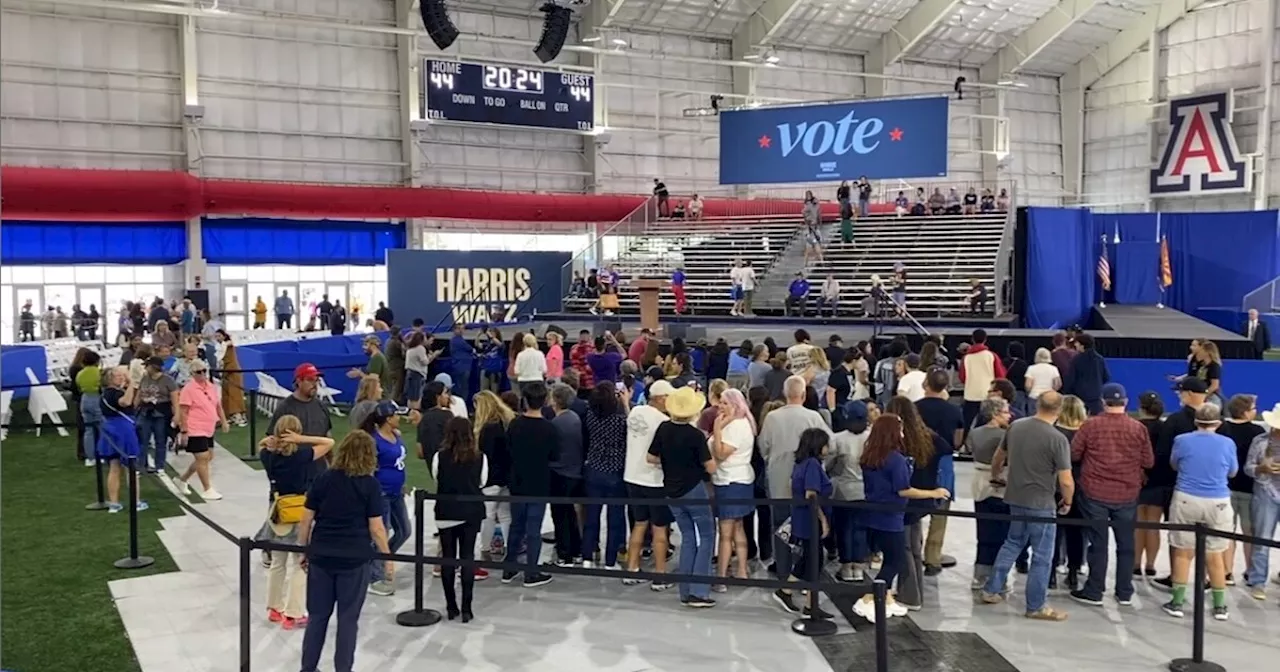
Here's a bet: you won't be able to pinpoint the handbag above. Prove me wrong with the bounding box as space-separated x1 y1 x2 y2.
272 492 307 524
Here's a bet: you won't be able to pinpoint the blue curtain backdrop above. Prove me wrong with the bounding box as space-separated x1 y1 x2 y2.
201 218 405 265
1161 210 1280 313
1093 212 1159 242
1114 242 1161 305
1 221 187 265
1024 207 1098 328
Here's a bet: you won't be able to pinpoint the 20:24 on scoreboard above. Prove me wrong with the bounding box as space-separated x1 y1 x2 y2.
423 59 594 132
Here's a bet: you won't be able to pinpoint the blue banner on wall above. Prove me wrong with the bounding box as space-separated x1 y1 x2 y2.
386 250 569 327
718 96 950 185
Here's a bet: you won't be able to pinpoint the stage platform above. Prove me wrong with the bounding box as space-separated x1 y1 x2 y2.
530 304 1252 360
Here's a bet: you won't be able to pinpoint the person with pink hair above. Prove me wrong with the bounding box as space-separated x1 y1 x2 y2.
710 388 757 589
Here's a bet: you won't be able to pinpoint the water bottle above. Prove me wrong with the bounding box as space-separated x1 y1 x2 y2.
490 527 505 557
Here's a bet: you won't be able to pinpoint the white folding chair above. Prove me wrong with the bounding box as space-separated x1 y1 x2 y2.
24 367 69 437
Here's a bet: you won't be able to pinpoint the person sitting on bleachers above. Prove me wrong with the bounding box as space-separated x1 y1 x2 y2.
786 272 811 317
688 194 704 221
945 188 963 215
569 271 587 298
968 278 988 314
817 274 841 318
894 191 910 218
980 188 996 212
672 201 686 219
963 188 979 215
928 188 946 215
996 188 1010 211
586 269 600 298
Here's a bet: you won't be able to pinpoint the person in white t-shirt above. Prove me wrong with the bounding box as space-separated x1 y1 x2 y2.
434 373 469 418
688 194 704 221
709 388 756 589
729 260 746 317
622 380 674 589
896 353 926 402
787 329 814 376
740 261 758 316
1024 348 1062 399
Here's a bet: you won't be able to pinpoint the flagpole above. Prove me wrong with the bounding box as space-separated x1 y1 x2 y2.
1099 233 1108 308
1156 214 1164 309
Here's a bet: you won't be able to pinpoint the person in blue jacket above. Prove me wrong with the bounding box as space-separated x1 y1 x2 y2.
449 323 476 407
786 272 810 317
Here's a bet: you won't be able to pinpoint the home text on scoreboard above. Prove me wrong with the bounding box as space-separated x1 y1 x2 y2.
423 59 594 132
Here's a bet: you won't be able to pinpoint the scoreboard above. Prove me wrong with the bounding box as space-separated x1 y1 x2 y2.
423 59 594 132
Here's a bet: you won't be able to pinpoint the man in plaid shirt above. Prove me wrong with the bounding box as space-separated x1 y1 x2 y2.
569 329 595 391
1069 382 1155 606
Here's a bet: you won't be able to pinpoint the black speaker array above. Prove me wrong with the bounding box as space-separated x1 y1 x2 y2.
534 3 573 63
420 0 459 50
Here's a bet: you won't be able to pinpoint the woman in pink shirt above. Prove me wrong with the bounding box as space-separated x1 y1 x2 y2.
545 332 566 383
176 359 230 500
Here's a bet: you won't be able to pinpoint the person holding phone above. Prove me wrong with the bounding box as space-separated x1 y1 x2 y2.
363 401 413 596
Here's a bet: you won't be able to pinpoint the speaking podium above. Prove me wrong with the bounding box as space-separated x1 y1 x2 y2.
636 278 666 332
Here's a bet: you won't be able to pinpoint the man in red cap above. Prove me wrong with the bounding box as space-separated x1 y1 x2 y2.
267 363 333 477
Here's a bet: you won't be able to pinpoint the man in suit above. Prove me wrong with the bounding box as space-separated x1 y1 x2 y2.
1244 308 1270 359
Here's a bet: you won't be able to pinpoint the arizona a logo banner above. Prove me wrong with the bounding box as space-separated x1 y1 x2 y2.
1150 92 1250 197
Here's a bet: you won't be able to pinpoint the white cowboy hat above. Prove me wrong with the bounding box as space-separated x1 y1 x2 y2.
665 386 706 420
1262 403 1280 430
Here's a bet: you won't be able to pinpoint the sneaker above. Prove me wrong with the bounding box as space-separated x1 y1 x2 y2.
898 601 922 612
1115 595 1134 607
979 591 1005 604
684 596 717 609
924 565 942 577
501 571 519 584
622 577 645 586
650 581 673 592
1069 590 1103 606
1025 607 1069 622
201 489 223 501
802 604 834 619
1161 601 1185 618
971 576 988 590
84 458 96 467
1225 573 1236 587
523 573 553 588
853 596 877 622
136 501 149 512
107 503 123 514
175 479 192 496
1015 560 1029 575
473 568 489 581
581 560 595 569
886 599 909 618
281 615 308 630
838 567 864 583
1250 586 1267 601
642 548 654 560
432 565 442 578
1212 606 1229 621
367 580 395 596
267 608 284 623
773 589 802 614
1153 576 1174 591
712 583 728 593
554 558 579 568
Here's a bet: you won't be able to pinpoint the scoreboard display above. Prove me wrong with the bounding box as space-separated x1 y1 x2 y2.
423 59 594 132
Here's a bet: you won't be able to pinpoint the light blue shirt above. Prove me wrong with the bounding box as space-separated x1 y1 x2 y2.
1171 431 1239 499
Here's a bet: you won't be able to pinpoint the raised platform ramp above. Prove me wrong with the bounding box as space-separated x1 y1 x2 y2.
1090 305 1252 359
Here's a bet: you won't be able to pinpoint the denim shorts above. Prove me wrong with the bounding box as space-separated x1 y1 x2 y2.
714 482 754 520
404 371 425 403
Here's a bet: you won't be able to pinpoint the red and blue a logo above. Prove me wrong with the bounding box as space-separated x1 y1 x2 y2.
1150 92 1250 196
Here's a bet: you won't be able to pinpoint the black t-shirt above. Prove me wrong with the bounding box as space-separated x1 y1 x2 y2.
261 446 316 496
1188 359 1222 386
963 193 978 205
829 365 852 406
915 397 963 453
101 387 131 418
1152 405 1198 488
1005 358 1028 393
906 431 947 522
654 182 668 197
858 182 872 199
479 421 511 488
836 185 850 201
507 415 558 496
305 469 385 570
1218 420 1265 493
416 407 454 467
647 421 712 498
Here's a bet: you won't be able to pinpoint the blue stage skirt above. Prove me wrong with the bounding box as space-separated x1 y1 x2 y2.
97 415 141 461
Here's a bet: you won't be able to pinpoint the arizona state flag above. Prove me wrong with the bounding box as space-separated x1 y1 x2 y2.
1160 236 1173 289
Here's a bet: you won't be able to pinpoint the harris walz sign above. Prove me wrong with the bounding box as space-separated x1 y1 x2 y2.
387 249 570 326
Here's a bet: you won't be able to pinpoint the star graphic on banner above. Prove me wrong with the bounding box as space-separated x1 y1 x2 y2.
758 135 771 149
889 127 904 142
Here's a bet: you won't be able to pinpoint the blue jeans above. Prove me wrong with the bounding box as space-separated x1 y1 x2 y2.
136 411 171 471
834 504 868 563
985 505 1056 612
858 198 869 218
1079 493 1137 601
670 484 715 600
80 394 103 460
581 468 627 566
974 497 1011 567
452 368 473 410
371 492 410 582
1248 490 1280 586
301 562 369 672
505 501 547 579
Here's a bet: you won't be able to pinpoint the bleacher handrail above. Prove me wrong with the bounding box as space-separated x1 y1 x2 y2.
562 195 658 277
1242 274 1280 313
993 183 1017 317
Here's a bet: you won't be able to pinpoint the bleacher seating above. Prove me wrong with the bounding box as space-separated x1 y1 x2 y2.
820 212 1009 316
563 215 801 313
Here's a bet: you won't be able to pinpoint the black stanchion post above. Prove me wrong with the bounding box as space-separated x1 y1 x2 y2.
1168 524 1225 672
86 452 109 511
114 458 155 569
873 579 889 672
791 497 837 637
239 537 252 672
244 391 259 462
396 489 441 627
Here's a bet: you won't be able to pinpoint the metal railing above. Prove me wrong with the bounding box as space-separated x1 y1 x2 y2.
1242 274 1280 314
993 183 1017 317
752 178 1016 210
561 195 658 279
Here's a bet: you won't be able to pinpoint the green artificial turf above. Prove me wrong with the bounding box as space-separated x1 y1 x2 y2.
0 429 183 672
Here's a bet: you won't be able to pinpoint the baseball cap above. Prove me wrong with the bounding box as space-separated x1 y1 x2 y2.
373 399 402 421
1101 383 1127 403
905 353 921 369
294 363 319 381
434 372 453 390
645 365 665 381
145 356 165 369
648 380 675 398
1177 377 1208 394
842 400 868 422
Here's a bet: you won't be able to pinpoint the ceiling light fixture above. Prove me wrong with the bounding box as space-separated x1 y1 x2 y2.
582 35 602 43
610 37 628 46
764 54 781 64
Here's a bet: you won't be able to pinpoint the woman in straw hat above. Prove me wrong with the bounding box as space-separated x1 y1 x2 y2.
646 386 717 608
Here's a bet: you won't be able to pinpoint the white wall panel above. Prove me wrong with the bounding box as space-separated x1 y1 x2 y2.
197 0 402 184
884 62 985 188
415 13 591 193
598 33 731 197
0 3 183 170
1083 52 1151 210
1006 75 1064 205
755 49 866 102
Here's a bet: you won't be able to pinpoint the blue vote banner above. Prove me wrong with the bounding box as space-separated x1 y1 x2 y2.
718 96 950 185
387 250 570 327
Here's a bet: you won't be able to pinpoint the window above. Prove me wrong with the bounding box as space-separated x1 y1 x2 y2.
220 265 249 280
11 267 43 284
0 267 10 284
76 266 107 284
298 267 325 281
134 267 164 283
247 266 274 282
349 266 374 281
323 266 350 282
272 266 299 282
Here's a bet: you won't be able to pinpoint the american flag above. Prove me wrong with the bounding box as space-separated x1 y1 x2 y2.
1097 237 1112 291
